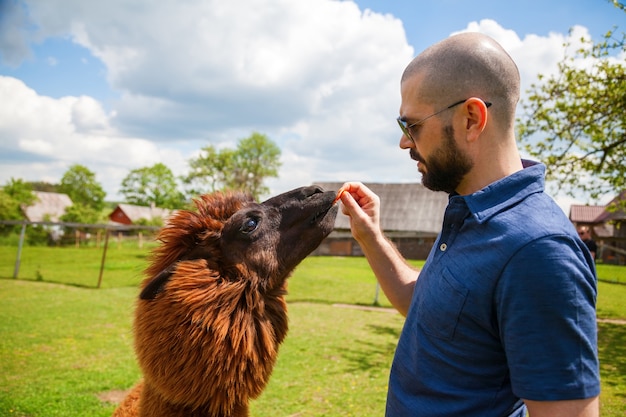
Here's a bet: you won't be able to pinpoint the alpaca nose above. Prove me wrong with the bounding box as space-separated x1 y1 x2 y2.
261 186 325 207
302 185 324 198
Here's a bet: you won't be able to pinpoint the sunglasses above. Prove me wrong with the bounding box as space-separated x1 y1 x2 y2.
397 98 492 144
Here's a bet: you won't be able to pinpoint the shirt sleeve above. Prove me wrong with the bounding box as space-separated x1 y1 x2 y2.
495 234 600 401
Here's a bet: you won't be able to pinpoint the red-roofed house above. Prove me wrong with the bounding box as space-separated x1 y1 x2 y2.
109 203 173 226
569 190 626 264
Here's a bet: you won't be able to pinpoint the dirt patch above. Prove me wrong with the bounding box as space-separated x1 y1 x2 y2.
333 303 398 313
597 318 626 325
97 389 130 404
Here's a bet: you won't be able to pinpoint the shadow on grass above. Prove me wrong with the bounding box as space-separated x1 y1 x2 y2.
0 275 140 290
367 323 402 338
288 298 388 308
0 275 99 289
598 322 626 398
337 320 626 391
338 324 401 373
598 278 626 286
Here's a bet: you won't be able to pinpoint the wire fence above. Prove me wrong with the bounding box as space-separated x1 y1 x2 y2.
1 220 160 288
2 221 625 289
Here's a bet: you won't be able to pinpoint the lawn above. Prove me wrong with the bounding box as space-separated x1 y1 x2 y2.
0 245 625 416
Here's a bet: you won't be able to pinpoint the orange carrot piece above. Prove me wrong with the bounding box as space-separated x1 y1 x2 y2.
333 186 348 205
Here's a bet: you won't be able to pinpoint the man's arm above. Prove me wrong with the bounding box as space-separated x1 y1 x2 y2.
339 182 419 316
524 396 599 417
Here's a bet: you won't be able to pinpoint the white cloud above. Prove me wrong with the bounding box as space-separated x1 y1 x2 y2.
0 75 186 199
454 20 596 98
1 0 416 199
34 0 411 141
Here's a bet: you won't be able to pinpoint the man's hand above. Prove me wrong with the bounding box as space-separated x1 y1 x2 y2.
338 182 383 246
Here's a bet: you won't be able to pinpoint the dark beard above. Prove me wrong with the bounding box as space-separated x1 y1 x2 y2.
418 124 473 194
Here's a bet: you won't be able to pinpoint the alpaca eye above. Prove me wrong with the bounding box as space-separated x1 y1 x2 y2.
240 218 258 234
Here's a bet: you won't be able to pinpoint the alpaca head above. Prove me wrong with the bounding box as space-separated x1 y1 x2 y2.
133 185 337 415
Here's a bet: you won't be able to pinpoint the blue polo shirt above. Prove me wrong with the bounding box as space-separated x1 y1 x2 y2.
386 162 600 417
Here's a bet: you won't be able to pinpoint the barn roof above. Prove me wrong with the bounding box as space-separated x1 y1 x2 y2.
112 203 173 224
22 191 73 222
314 182 448 236
569 204 606 223
569 190 626 224
595 190 626 223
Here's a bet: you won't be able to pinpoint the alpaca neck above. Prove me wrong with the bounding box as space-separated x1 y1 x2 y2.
139 381 249 417
133 284 289 417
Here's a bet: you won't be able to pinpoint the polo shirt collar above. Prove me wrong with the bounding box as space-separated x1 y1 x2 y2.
460 160 546 224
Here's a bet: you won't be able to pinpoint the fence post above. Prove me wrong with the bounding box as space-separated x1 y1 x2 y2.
373 282 381 306
97 230 111 289
13 222 27 279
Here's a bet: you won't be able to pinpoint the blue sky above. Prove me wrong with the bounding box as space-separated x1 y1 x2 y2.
0 0 624 209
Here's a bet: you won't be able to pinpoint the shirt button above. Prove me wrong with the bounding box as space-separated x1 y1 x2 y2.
440 243 447 251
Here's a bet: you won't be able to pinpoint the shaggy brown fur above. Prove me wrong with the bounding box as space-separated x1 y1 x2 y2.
113 186 337 417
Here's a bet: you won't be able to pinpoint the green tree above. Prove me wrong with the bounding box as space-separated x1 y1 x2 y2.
184 145 236 197
230 132 282 198
60 203 102 225
0 192 22 222
517 29 626 201
610 0 625 12
120 163 186 209
0 178 36 234
58 164 106 211
2 178 36 207
184 132 281 200
29 181 58 192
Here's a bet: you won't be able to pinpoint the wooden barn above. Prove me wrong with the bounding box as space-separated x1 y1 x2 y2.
313 182 449 260
569 190 626 265
22 191 73 222
109 203 173 226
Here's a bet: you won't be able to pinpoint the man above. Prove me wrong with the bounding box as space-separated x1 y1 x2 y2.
339 33 600 417
578 226 598 260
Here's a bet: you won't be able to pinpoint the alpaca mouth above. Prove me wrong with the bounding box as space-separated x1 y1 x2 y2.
310 202 336 225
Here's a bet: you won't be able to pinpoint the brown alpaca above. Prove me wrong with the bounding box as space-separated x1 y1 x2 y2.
113 186 338 417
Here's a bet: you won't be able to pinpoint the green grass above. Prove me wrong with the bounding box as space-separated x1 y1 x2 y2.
0 281 140 417
597 262 626 285
250 303 402 417
0 246 625 416
0 243 154 288
597 321 626 416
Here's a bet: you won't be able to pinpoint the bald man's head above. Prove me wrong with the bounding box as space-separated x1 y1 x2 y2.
402 33 520 129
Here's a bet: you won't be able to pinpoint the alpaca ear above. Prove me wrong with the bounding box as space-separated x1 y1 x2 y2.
140 265 175 300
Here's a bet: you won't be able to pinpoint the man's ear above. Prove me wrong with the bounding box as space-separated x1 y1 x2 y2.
463 97 489 142
140 265 176 300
